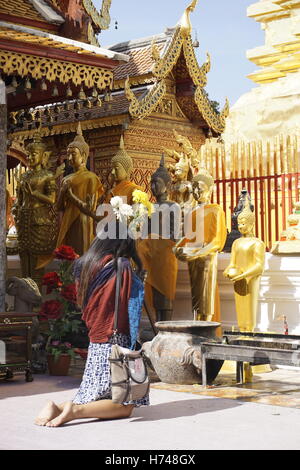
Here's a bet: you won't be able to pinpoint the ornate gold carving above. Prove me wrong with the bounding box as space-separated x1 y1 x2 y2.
114 74 153 90
195 87 229 134
9 115 125 141
124 4 228 133
87 22 100 47
151 28 183 80
175 101 188 119
183 37 210 87
154 98 173 116
0 50 113 89
125 78 167 120
83 0 112 30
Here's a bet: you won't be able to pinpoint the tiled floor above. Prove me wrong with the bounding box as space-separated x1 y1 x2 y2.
151 367 300 408
45 354 300 409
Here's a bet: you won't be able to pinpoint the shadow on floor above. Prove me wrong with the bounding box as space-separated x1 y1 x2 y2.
130 397 243 422
0 374 81 399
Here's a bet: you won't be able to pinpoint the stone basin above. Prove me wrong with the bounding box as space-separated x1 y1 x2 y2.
143 320 224 385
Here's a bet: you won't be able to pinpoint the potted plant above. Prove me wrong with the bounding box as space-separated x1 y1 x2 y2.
39 245 82 376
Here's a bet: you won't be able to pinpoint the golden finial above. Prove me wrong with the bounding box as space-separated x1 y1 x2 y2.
77 122 83 136
221 97 230 119
179 0 198 38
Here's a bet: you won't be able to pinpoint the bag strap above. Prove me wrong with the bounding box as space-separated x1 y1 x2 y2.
113 257 123 333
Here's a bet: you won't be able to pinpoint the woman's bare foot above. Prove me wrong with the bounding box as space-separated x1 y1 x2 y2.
46 401 74 427
35 401 60 426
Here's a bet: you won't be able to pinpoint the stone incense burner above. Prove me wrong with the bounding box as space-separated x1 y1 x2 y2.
143 321 224 385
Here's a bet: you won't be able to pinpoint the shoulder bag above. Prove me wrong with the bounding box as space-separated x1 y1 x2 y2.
109 257 149 404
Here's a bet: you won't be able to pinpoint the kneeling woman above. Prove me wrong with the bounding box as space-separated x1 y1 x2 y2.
35 233 149 427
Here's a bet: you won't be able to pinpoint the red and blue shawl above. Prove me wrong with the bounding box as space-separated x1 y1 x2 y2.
75 256 144 350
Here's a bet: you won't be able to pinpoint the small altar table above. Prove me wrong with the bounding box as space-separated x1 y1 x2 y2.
201 331 300 387
0 312 37 382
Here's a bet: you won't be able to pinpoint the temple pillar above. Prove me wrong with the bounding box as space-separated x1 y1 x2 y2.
0 80 6 311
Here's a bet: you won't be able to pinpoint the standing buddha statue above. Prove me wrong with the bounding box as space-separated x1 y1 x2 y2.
224 200 265 332
56 124 103 256
37 124 103 268
138 155 179 323
107 136 142 205
173 168 227 322
13 133 59 283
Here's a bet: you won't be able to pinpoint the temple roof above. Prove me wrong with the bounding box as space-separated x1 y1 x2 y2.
0 1 128 111
109 31 173 86
0 21 127 62
0 0 64 31
111 8 228 134
9 0 228 137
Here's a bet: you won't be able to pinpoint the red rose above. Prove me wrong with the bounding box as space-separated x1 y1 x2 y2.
61 283 77 304
53 245 79 261
42 272 62 294
39 300 62 321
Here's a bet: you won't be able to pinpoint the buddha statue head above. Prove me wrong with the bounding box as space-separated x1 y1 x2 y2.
237 200 255 237
111 136 133 183
192 168 214 204
67 123 89 171
27 132 47 170
151 154 171 202
174 154 191 182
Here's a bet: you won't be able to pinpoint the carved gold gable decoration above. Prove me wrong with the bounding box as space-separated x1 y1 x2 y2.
124 0 229 134
0 50 113 90
83 0 112 30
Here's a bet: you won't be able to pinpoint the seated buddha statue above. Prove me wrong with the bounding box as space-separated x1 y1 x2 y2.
224 200 265 332
107 136 143 205
173 168 227 322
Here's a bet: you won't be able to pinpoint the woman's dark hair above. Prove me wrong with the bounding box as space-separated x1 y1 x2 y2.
74 226 143 307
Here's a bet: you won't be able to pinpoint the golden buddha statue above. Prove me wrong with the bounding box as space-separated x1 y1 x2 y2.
164 132 194 209
107 136 142 205
168 154 193 208
37 125 103 267
13 133 59 283
224 201 265 332
55 125 103 256
138 155 179 323
173 168 227 322
271 202 300 254
173 130 200 170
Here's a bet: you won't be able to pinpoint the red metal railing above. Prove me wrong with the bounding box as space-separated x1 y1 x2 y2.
214 173 300 251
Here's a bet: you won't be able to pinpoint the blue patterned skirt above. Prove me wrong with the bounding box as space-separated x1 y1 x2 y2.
73 333 150 407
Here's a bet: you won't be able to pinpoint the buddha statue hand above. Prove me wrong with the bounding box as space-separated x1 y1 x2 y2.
54 163 65 179
173 246 188 262
61 177 71 195
85 194 96 215
23 181 38 199
224 266 244 282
